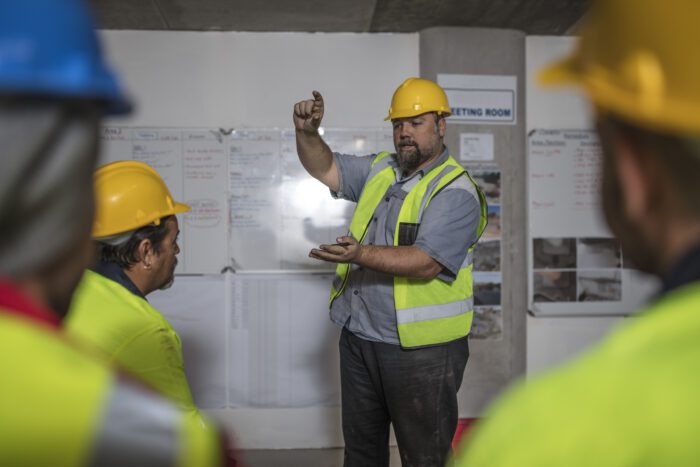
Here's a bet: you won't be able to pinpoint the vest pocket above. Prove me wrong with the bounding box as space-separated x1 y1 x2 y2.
397 222 420 246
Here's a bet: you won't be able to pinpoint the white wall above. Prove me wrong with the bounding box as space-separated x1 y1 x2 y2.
525 36 623 375
101 30 418 129
99 30 418 450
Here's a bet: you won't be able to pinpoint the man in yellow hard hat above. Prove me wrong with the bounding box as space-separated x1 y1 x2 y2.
66 160 205 424
453 0 700 465
0 0 230 465
293 81 487 466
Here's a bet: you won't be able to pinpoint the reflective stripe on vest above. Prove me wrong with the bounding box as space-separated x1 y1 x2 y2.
331 152 488 348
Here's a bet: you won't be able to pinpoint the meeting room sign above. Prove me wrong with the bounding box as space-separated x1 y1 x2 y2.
437 74 517 125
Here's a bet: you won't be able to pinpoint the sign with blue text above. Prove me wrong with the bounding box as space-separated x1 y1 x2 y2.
438 74 517 125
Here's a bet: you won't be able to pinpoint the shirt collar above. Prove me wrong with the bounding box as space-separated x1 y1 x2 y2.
93 259 147 300
395 145 450 183
0 278 61 328
661 243 700 295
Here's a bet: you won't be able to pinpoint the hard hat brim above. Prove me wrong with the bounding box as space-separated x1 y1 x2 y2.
92 200 192 239
384 109 452 121
174 201 191 214
538 55 583 87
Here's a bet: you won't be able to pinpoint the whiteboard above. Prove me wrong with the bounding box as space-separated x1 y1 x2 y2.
99 127 229 274
99 126 394 274
527 129 658 316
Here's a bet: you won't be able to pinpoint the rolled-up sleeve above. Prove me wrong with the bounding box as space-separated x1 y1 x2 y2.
331 152 375 202
413 176 482 281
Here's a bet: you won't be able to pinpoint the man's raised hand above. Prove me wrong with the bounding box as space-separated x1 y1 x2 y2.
293 90 324 133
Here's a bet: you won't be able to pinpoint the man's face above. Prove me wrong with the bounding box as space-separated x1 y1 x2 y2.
152 216 181 290
392 112 445 174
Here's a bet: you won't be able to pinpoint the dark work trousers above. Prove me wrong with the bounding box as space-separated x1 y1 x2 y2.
339 327 470 467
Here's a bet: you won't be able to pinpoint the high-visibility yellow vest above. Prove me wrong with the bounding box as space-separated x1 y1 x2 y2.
0 310 222 467
452 281 700 466
331 152 487 348
67 270 201 423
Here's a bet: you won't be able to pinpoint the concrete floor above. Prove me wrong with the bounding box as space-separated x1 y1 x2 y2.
240 447 402 467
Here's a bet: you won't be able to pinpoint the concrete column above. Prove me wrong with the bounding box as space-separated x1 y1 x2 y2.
420 27 527 415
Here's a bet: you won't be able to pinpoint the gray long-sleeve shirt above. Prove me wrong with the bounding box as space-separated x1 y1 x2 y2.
330 146 482 345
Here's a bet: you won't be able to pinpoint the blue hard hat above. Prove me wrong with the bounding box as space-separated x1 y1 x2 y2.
0 0 131 115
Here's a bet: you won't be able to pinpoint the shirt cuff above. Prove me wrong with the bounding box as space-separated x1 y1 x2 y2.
330 152 345 199
413 241 458 282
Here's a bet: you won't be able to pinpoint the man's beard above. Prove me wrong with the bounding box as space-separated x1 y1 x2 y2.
159 277 175 290
396 142 428 173
159 259 177 291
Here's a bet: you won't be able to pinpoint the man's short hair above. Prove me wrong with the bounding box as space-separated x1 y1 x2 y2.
601 116 700 220
98 215 173 268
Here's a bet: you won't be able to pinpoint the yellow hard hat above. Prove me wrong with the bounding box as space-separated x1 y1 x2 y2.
540 0 700 134
385 77 452 121
92 160 190 238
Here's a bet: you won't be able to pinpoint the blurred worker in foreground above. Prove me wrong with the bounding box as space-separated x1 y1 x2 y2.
294 80 487 466
66 160 204 423
0 0 231 465
453 0 700 465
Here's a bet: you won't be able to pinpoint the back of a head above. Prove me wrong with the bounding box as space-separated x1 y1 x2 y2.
0 0 129 296
540 0 700 273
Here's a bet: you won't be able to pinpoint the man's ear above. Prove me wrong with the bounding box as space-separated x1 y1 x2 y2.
437 116 446 138
612 131 654 225
137 238 153 269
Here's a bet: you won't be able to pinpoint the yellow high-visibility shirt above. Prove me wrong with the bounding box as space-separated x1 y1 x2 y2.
452 281 700 467
0 282 222 466
67 270 202 424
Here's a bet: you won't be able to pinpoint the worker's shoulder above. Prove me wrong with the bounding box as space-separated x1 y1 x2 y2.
424 171 481 207
0 311 111 379
457 284 700 466
69 270 164 329
525 282 700 406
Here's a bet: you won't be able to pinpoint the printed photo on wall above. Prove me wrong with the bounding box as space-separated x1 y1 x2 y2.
577 237 622 269
578 270 622 302
471 306 503 340
532 236 625 304
483 205 501 240
533 270 577 302
474 272 502 306
469 167 501 205
474 239 501 272
533 237 577 269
